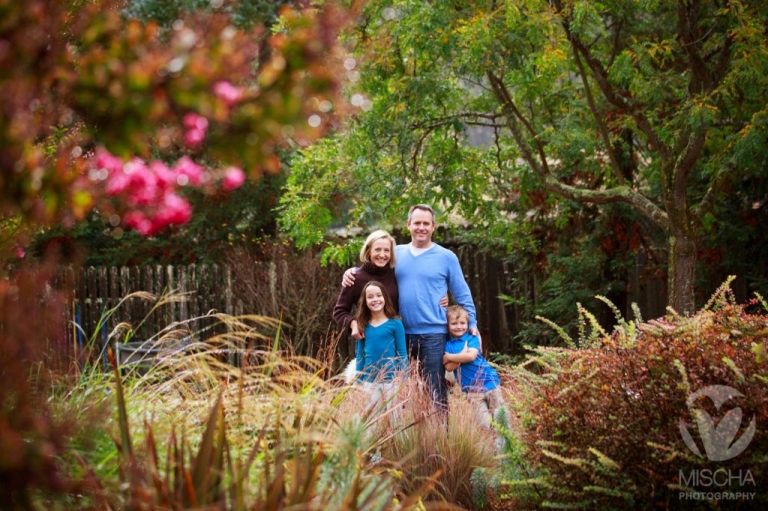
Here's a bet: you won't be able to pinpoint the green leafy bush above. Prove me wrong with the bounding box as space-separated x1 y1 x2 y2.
510 280 768 509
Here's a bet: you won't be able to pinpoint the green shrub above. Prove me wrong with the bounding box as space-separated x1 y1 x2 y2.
510 280 768 509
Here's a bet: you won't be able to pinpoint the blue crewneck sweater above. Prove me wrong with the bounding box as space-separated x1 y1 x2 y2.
394 243 477 334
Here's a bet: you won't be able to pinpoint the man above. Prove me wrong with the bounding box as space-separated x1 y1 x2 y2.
344 204 478 412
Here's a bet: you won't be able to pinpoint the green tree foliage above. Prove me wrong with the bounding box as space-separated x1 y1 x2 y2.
124 0 303 30
279 0 768 314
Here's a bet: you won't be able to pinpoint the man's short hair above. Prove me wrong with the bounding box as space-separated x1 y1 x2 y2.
408 204 435 222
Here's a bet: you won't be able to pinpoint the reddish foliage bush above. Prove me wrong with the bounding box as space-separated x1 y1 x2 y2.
514 286 768 509
227 241 345 362
0 266 93 507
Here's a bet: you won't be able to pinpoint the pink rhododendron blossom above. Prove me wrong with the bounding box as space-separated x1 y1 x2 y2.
221 166 246 191
123 211 154 236
173 156 205 185
182 113 209 148
105 168 132 196
213 81 244 105
150 161 175 187
94 148 123 173
154 192 192 228
184 128 206 148
92 148 215 235
123 159 159 206
182 112 209 131
14 246 25 259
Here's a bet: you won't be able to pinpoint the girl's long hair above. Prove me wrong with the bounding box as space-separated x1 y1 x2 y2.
355 280 399 332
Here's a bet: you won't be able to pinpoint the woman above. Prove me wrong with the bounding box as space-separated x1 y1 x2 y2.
333 230 398 340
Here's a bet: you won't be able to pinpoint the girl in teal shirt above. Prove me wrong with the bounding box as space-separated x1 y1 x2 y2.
354 281 408 412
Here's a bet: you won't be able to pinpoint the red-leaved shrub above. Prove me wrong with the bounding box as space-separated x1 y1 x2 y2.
512 282 768 509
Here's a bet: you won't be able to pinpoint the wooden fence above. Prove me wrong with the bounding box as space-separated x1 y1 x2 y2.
50 249 669 365
68 264 241 363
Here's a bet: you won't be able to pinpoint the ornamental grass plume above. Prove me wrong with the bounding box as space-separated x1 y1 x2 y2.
45 288 437 509
367 368 499 509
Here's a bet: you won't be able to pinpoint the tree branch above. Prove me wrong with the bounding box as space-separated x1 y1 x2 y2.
678 0 711 93
540 175 669 231
692 161 732 220
553 2 669 162
409 112 503 131
486 70 551 175
570 38 626 186
672 125 708 202
487 70 669 232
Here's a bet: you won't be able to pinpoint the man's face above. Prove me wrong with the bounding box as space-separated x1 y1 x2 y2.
407 208 435 247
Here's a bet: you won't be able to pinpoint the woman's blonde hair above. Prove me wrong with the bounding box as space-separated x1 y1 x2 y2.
360 229 396 268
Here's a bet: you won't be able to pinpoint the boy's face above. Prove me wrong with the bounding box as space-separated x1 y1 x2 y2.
448 315 468 338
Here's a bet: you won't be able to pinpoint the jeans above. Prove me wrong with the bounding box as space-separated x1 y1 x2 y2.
406 333 448 412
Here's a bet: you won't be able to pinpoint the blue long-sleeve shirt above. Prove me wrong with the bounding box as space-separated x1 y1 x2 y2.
395 243 477 334
356 318 408 382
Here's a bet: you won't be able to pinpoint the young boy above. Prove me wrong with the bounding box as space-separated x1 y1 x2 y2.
442 305 504 429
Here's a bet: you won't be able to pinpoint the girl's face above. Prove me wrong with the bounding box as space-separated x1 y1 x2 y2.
365 285 385 313
448 315 468 338
369 238 391 268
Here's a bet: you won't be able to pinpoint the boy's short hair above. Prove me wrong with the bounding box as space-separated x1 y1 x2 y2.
446 305 469 321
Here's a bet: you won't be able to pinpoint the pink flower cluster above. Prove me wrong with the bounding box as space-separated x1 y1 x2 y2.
183 113 209 149
182 80 243 149
213 81 244 106
93 149 245 236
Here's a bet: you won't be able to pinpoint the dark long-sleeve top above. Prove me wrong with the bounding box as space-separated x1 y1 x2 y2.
332 262 399 332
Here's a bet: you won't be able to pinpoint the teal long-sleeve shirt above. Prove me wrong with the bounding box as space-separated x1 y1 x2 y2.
395 243 477 334
356 318 408 382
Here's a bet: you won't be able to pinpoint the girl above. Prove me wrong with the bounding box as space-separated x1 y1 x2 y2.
354 280 408 412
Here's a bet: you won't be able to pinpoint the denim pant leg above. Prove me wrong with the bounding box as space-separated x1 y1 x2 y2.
406 333 448 412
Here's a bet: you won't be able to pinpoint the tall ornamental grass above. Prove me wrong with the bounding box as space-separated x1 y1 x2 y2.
7 278 501 510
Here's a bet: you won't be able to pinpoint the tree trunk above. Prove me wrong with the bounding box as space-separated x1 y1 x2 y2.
667 231 697 315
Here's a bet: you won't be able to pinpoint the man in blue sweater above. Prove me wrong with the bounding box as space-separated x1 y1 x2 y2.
344 204 478 412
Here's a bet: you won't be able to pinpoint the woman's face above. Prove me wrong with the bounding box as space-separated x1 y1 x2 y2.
369 238 392 268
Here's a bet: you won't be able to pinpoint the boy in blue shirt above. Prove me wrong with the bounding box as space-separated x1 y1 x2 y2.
442 306 504 429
